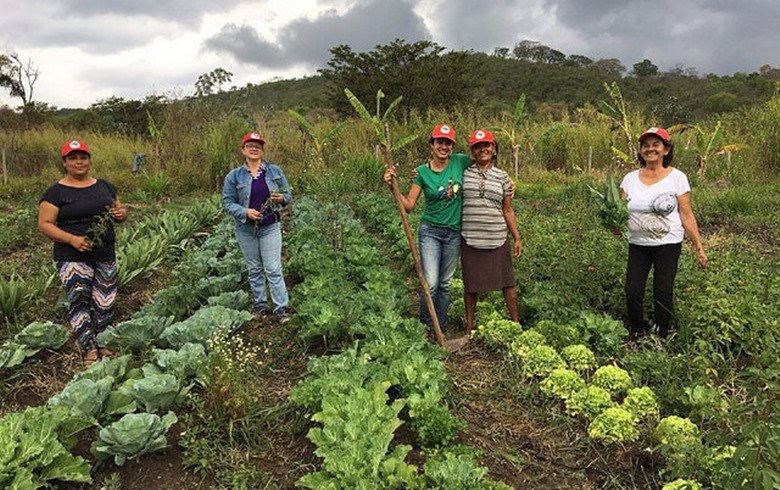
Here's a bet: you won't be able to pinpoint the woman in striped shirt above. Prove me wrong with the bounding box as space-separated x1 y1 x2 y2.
460 129 523 335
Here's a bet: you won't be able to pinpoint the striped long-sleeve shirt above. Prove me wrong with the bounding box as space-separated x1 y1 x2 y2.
461 164 512 249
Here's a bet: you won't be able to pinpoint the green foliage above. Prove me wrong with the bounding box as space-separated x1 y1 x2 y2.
473 314 522 347
0 273 32 323
422 447 496 489
119 371 182 414
299 382 420 488
410 404 466 449
13 321 68 349
566 386 614 420
654 416 702 454
72 355 132 383
48 377 114 418
0 406 93 488
586 175 629 233
96 315 173 353
560 344 597 372
91 411 177 466
533 320 582 350
509 329 548 359
591 365 633 396
661 479 702 490
588 407 640 443
0 341 38 369
522 345 566 378
540 368 586 399
574 312 627 359
152 343 207 382
159 305 251 349
206 290 251 311
622 386 660 421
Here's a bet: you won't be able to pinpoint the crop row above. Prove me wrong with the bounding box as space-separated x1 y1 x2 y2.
1 213 255 488
285 196 510 488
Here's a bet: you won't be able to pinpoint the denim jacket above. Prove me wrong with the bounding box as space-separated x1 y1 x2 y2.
221 161 292 226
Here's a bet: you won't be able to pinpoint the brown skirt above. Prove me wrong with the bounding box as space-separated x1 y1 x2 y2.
461 240 516 293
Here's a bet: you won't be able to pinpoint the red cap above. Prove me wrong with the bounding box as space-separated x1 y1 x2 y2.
241 132 266 146
468 129 496 146
61 140 90 157
430 124 456 142
639 127 671 144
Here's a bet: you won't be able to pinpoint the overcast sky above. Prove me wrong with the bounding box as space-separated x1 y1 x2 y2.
2 0 778 109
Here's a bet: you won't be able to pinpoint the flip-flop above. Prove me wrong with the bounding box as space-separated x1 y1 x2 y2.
82 349 100 367
98 348 115 358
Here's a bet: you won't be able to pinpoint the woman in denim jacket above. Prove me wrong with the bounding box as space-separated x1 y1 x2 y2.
222 131 292 322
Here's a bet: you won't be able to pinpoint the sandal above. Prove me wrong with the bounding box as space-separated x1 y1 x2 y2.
82 349 100 367
98 348 115 359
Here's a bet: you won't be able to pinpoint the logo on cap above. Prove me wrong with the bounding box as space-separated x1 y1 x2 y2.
69 141 80 148
440 125 451 134
475 131 485 139
250 133 261 139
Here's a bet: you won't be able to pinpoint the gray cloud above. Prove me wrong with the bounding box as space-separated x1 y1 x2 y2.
205 0 431 69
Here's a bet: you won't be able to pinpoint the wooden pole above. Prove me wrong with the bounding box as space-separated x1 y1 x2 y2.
1 148 7 185
381 124 446 347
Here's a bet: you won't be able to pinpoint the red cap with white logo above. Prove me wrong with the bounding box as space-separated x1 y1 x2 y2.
639 127 671 144
468 129 496 147
61 140 90 157
242 132 266 146
430 124 456 143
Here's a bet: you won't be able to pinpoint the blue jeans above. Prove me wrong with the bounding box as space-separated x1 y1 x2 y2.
234 221 289 312
418 221 461 332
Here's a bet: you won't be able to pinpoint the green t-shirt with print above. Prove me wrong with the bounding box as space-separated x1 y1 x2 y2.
413 153 470 231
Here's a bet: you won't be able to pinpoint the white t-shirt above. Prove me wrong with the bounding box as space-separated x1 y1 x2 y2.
620 168 691 246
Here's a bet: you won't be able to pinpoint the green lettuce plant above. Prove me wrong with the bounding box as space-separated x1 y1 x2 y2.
152 342 206 382
534 320 582 350
561 344 597 371
661 479 702 490
522 345 566 378
588 407 640 443
509 329 548 360
97 315 173 353
592 365 633 395
540 368 586 399
566 386 614 419
159 305 252 349
0 406 93 488
622 386 660 421
474 314 522 347
91 411 178 466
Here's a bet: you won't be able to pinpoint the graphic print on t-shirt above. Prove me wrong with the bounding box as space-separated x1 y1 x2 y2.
437 178 461 200
637 191 678 239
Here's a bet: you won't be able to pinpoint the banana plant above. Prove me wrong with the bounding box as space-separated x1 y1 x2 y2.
344 88 455 348
670 122 741 177
492 94 527 179
599 82 637 168
287 109 347 168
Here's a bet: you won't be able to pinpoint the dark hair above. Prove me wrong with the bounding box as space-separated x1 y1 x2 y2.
637 140 674 167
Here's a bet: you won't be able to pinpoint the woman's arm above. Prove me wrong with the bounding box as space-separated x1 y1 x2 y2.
502 195 522 258
38 201 92 252
109 198 127 222
383 168 422 213
221 171 248 222
677 192 707 268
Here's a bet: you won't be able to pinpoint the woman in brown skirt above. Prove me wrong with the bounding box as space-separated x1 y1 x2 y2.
461 129 523 335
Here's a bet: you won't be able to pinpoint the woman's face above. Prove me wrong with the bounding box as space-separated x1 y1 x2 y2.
640 136 669 164
430 138 454 160
242 141 265 161
63 152 90 177
471 141 494 164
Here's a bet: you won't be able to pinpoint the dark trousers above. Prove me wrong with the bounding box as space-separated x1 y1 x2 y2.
625 242 682 338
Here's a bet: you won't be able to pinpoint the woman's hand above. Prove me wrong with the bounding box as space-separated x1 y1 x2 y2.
696 247 708 269
109 202 127 222
246 208 262 221
270 192 285 204
513 239 523 258
69 235 93 253
383 167 397 186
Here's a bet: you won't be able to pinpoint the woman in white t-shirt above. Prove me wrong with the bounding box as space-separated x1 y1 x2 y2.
619 127 707 340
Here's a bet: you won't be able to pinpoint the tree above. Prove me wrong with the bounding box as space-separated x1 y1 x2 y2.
195 68 234 96
319 39 479 116
512 40 565 64
0 52 39 106
592 58 627 77
631 59 659 77
492 47 510 58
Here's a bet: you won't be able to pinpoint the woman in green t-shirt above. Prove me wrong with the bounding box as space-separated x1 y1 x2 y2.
384 124 471 334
